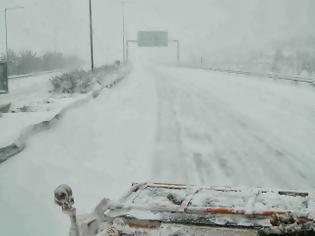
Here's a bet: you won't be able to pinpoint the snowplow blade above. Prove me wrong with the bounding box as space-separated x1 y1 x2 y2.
55 183 314 236
117 183 311 226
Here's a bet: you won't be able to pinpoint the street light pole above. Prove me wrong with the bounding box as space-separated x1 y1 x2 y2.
122 1 126 63
5 9 8 61
109 0 130 63
4 6 24 62
89 0 95 71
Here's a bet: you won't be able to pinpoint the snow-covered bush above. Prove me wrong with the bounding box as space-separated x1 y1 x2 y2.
50 63 122 94
50 70 91 94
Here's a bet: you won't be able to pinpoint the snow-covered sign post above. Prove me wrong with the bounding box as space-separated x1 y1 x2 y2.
126 31 180 62
0 61 8 94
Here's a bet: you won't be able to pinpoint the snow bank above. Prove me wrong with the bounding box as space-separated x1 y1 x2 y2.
0 65 131 163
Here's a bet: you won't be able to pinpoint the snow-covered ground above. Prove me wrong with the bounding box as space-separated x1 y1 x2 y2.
0 72 92 148
1 72 57 107
1 64 315 236
0 67 126 149
1 73 54 146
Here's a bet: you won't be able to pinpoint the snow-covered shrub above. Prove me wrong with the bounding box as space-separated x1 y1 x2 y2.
50 70 92 94
50 63 122 94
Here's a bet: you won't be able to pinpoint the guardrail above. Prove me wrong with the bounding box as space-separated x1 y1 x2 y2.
8 70 59 80
208 67 315 85
175 63 315 86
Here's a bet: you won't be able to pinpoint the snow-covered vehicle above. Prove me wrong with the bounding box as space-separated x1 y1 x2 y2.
54 183 315 236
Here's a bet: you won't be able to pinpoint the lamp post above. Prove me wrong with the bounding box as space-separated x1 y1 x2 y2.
122 1 126 63
4 6 24 62
89 0 94 71
108 0 133 63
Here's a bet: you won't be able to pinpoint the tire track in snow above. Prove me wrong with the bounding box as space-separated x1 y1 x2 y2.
181 78 311 189
152 71 189 183
171 77 258 186
152 68 243 186
184 81 315 189
151 66 315 190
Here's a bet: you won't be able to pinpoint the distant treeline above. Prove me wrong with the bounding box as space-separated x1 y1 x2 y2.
1 50 83 76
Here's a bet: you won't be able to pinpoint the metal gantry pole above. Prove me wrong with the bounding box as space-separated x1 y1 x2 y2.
89 0 95 71
126 40 137 62
176 40 180 62
126 40 129 62
169 40 180 62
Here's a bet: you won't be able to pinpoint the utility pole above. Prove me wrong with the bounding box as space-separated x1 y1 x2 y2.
4 6 24 62
89 0 95 71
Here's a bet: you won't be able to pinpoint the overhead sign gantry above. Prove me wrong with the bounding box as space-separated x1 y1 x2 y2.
137 31 168 47
126 31 180 62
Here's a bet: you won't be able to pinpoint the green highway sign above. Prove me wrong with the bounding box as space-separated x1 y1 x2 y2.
137 31 168 47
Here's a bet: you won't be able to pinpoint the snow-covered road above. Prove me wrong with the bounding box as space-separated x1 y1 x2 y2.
152 66 315 189
1 64 315 236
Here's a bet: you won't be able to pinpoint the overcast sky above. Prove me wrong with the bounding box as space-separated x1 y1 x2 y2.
1 0 314 65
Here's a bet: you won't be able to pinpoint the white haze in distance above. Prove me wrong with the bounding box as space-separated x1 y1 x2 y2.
0 0 314 65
